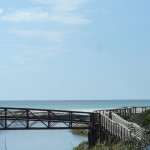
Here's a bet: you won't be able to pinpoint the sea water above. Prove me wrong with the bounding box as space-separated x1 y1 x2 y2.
0 100 149 150
0 100 150 111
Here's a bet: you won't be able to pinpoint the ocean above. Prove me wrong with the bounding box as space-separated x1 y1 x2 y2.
0 100 150 111
0 100 149 150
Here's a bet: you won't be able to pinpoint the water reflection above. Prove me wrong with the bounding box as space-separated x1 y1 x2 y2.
0 130 87 150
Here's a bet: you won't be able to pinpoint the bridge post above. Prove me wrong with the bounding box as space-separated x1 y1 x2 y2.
99 127 105 143
26 109 29 129
48 110 51 128
88 113 99 147
88 128 94 147
88 127 99 147
98 113 106 144
5 108 7 128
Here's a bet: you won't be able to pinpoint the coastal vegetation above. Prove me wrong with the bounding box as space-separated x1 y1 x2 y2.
73 136 150 150
73 140 125 150
70 125 88 137
128 109 150 129
72 109 150 150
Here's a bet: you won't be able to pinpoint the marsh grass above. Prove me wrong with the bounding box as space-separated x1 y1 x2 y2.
70 125 88 137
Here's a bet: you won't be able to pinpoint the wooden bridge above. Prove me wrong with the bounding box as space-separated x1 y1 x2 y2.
0 106 149 146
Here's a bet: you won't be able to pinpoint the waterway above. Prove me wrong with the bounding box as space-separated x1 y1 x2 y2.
0 129 87 150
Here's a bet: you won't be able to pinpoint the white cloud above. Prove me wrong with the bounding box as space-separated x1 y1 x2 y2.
0 7 90 24
40 0 88 12
0 8 49 22
11 46 65 64
0 8 4 15
50 14 91 25
26 47 65 57
11 55 32 64
31 0 88 12
0 0 91 25
11 29 64 42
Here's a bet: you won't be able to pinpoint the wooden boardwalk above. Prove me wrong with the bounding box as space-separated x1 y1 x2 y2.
93 106 150 144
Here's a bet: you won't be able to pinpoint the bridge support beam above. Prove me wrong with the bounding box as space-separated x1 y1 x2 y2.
88 128 97 147
88 113 101 147
88 127 112 146
99 127 105 143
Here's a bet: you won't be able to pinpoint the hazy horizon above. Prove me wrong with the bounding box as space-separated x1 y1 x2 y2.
0 99 150 101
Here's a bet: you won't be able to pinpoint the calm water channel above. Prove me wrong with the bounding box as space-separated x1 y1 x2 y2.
0 130 87 150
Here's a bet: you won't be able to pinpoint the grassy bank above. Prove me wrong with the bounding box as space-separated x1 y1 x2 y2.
73 140 125 150
70 125 88 137
73 136 150 150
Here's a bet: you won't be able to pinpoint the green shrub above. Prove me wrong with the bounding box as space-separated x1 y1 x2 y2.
125 135 150 150
128 109 150 129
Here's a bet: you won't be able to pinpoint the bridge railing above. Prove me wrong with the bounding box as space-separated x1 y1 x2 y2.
94 113 131 141
110 112 144 139
95 107 148 140
95 106 150 118
130 107 150 114
0 107 91 129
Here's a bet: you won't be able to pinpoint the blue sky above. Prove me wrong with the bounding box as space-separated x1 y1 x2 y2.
0 0 150 100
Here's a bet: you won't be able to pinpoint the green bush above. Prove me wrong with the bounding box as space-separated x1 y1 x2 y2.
128 109 150 129
125 135 150 150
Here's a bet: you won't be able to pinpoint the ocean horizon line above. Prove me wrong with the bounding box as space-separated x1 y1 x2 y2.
0 99 150 101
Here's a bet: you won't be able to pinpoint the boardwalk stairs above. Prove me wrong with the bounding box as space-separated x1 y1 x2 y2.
89 107 150 146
